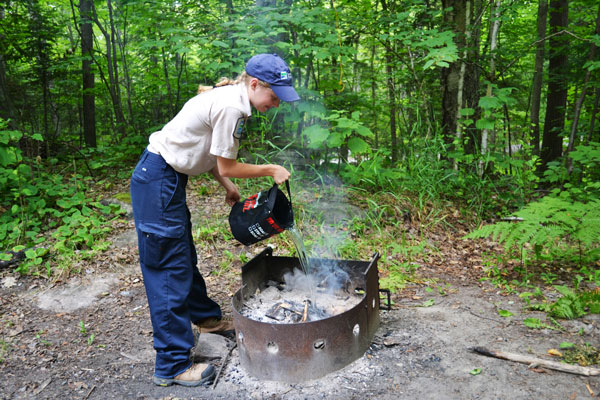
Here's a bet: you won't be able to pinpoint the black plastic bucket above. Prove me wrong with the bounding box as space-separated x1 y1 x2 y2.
229 181 294 246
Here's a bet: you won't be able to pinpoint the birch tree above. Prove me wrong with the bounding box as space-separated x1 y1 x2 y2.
566 3 600 174
79 0 96 148
479 0 501 176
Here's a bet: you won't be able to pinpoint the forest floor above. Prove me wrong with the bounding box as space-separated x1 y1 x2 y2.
0 179 599 400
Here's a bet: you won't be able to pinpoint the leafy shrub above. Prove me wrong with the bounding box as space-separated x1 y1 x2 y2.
0 121 124 274
339 151 403 191
529 286 600 320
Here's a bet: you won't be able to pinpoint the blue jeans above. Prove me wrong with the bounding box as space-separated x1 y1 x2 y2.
130 149 221 379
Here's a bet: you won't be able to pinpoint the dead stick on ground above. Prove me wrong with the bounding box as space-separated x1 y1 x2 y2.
586 383 595 396
212 343 237 390
302 300 309 322
83 385 96 400
471 347 600 377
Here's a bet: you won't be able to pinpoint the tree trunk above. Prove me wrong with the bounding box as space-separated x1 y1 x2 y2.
381 0 398 164
441 0 466 145
384 46 398 164
463 0 482 155
479 0 501 176
160 44 175 116
113 5 137 134
441 0 481 153
0 7 11 125
371 42 378 149
0 54 16 128
530 0 548 156
91 0 126 137
27 3 51 145
79 0 96 148
566 3 600 174
540 0 569 173
454 0 471 143
589 87 600 143
107 0 126 137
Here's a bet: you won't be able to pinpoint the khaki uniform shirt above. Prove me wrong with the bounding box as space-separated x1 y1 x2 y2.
148 83 251 176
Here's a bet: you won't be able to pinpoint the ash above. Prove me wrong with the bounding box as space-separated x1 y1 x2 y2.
240 270 363 323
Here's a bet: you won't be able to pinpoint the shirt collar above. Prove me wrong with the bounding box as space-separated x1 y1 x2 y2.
238 83 252 117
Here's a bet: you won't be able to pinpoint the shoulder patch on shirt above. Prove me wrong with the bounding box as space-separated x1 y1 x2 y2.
233 117 246 140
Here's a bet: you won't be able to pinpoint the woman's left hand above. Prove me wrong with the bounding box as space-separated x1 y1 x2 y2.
225 187 241 206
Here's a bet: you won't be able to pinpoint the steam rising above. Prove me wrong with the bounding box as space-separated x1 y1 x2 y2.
282 171 361 294
282 262 351 295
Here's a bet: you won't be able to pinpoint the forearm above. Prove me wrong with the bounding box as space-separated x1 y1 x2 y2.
216 156 284 181
210 166 236 192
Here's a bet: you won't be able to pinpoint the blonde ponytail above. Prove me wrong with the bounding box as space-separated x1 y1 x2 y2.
197 71 270 94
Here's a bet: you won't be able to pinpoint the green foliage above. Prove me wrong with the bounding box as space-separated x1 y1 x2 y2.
0 121 124 274
465 192 600 266
302 110 374 164
1 0 599 289
528 286 600 320
476 86 517 132
522 316 562 330
547 142 600 197
339 151 402 191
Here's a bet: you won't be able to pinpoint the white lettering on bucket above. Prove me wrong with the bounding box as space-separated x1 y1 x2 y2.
249 223 268 240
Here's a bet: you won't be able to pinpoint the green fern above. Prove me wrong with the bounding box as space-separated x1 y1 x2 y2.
529 286 600 320
465 195 600 263
550 286 586 319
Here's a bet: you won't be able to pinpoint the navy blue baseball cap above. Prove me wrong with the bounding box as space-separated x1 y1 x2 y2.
245 53 300 102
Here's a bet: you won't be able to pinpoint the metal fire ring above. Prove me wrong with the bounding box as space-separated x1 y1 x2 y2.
232 248 381 382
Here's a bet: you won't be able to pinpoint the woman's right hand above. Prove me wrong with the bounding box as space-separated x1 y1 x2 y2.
272 165 290 185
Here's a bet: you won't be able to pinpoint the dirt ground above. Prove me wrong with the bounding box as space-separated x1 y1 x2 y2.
1 187 599 400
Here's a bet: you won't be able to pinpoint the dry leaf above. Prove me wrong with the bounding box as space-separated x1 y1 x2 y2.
2 276 17 288
547 349 563 357
383 337 402 347
531 367 548 373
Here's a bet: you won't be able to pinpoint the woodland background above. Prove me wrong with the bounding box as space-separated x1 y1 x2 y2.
0 0 599 309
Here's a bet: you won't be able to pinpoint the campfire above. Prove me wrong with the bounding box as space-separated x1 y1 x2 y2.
232 248 381 382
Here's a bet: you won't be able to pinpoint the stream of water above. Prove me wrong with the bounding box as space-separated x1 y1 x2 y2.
287 226 317 307
287 226 311 276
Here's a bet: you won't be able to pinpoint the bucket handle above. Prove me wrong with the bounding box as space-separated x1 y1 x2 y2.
275 180 292 207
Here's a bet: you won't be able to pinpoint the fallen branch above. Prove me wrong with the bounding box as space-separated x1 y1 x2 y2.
212 343 237 390
471 347 600 376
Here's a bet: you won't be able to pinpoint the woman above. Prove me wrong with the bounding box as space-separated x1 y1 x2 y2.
130 53 300 387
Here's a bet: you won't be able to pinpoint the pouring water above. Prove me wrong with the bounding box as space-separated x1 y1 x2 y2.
287 226 311 275
287 225 317 307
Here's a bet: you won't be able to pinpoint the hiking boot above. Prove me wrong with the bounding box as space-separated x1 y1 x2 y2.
153 363 216 387
194 316 234 334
